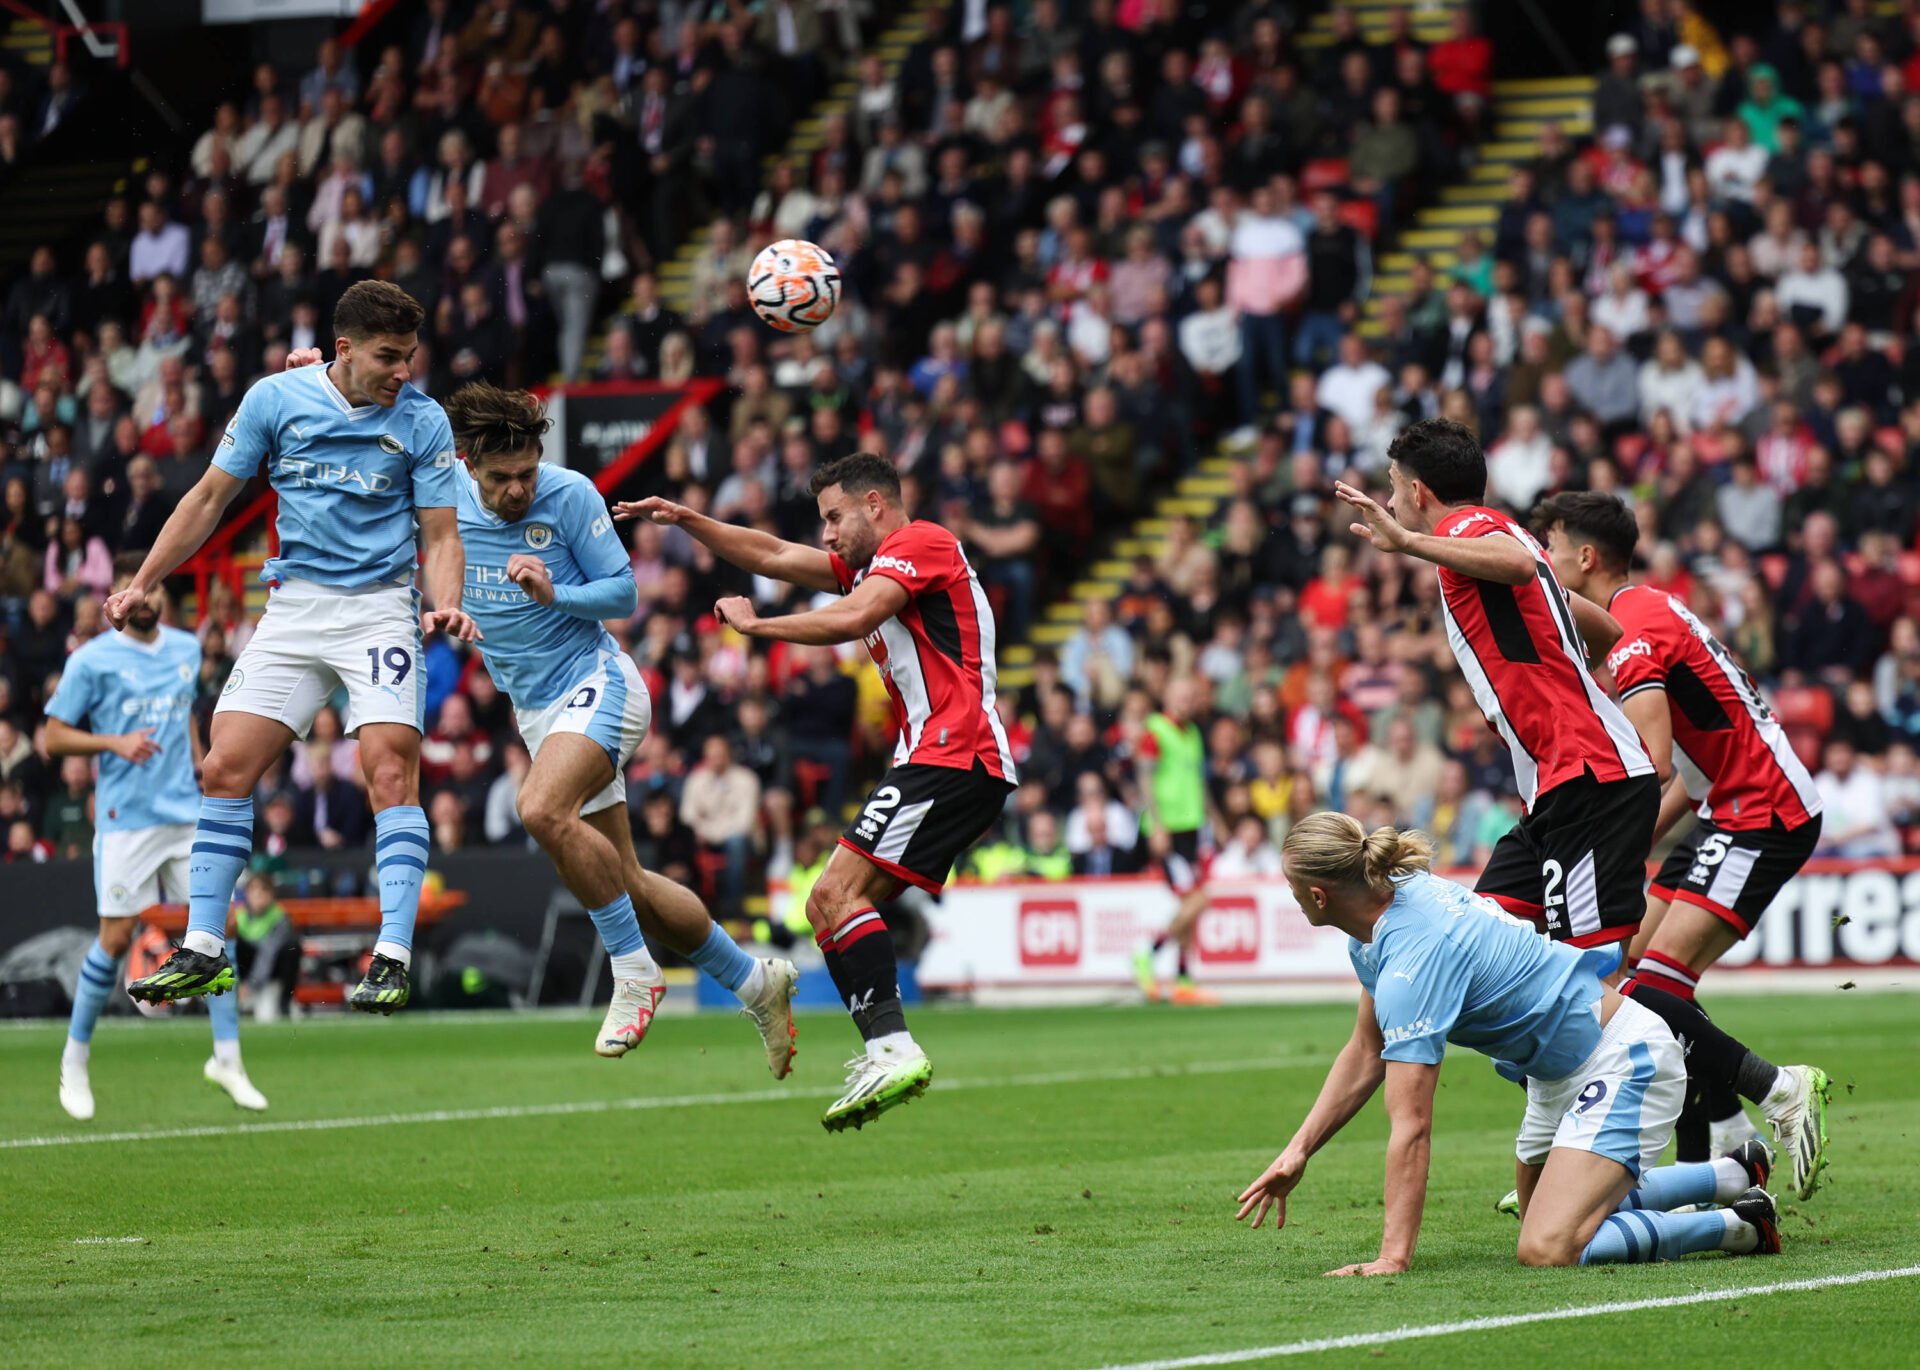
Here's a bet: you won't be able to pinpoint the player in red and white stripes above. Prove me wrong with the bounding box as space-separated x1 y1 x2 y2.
618 454 1015 1133
1536 492 1830 1199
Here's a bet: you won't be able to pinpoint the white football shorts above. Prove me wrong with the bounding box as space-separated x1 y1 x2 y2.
93 823 195 918
513 650 652 816
215 578 425 738
1515 996 1686 1180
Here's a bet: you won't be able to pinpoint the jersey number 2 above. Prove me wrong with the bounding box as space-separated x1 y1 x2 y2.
367 647 413 686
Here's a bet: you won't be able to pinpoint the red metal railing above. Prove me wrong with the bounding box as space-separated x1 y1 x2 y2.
180 487 278 624
0 0 129 68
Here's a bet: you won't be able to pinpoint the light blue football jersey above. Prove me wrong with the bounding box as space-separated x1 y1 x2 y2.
214 365 458 588
458 462 632 710
45 627 202 833
1348 870 1617 1082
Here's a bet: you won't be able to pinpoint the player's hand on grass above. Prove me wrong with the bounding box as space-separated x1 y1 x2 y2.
1324 1257 1409 1277
1334 481 1415 554
613 495 689 525
102 586 148 631
507 553 555 606
284 347 325 369
110 728 161 765
713 595 757 634
1236 1150 1306 1230
422 607 483 643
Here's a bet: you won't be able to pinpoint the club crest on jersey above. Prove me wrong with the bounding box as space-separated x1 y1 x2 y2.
223 668 244 695
524 524 553 550
178 663 193 682
378 434 405 455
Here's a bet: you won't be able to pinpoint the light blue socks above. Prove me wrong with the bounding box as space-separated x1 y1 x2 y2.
185 796 253 953
373 806 430 964
687 921 757 993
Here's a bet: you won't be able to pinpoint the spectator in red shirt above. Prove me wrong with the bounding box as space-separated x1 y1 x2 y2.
1428 7 1492 102
1298 544 1361 632
420 692 494 786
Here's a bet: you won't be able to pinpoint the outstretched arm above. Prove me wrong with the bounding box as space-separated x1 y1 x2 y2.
1327 1059 1438 1277
1334 481 1535 585
714 574 908 646
419 505 481 642
1236 996 1388 1232
614 495 840 594
103 466 248 629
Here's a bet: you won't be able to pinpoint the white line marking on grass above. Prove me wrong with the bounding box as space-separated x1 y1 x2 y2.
1086 1266 1920 1370
73 1236 145 1244
0 1054 1325 1150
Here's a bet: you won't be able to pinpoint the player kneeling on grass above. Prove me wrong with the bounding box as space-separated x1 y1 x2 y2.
439 382 799 1068
48 556 266 1118
1235 812 1780 1273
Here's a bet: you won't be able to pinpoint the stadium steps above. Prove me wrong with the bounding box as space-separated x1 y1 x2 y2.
0 156 144 276
993 35 1586 691
1355 72 1596 342
4 17 52 67
580 3 937 377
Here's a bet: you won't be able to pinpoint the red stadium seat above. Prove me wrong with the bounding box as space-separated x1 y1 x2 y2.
1771 685 1834 733
1301 159 1350 194
1336 198 1379 238
1897 551 1920 585
1786 726 1824 771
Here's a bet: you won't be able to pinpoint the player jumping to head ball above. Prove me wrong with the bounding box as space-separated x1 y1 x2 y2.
616 453 1018 1131
434 381 800 1070
110 281 479 1016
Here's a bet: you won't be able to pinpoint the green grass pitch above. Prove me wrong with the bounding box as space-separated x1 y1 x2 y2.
2 992 1916 1369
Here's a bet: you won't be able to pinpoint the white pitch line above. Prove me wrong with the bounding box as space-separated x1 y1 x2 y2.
1087 1265 1920 1370
0 1054 1326 1150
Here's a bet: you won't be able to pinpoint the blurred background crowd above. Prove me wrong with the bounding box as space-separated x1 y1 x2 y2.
0 0 1917 915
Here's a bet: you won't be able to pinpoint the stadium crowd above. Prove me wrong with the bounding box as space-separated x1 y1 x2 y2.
1 0 1917 913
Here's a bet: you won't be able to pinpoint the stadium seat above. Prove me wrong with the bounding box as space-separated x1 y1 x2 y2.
1336 198 1379 238
1771 686 1834 733
1301 159 1350 194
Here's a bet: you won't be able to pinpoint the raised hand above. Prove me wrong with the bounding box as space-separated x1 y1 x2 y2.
1333 480 1416 554
284 347 325 370
612 495 690 525
713 595 757 633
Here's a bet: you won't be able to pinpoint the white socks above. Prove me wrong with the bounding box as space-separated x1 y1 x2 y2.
736 959 768 1002
1709 1155 1751 1203
868 1030 920 1060
62 1037 89 1069
371 940 413 967
1718 1209 1759 1253
610 949 660 982
212 1038 243 1068
183 930 225 957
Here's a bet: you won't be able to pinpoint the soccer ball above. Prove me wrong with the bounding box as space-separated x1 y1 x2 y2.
747 239 841 333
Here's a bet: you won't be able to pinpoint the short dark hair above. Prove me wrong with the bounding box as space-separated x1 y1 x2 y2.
1531 491 1638 572
333 279 426 342
808 451 901 503
1387 418 1486 505
441 382 552 462
111 551 146 581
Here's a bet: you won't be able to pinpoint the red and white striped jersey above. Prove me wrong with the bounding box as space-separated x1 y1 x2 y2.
830 520 1017 781
1434 506 1654 809
1606 585 1821 830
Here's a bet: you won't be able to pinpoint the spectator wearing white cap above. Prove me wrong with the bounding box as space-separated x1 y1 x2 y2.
1665 44 1720 148
1595 34 1643 136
